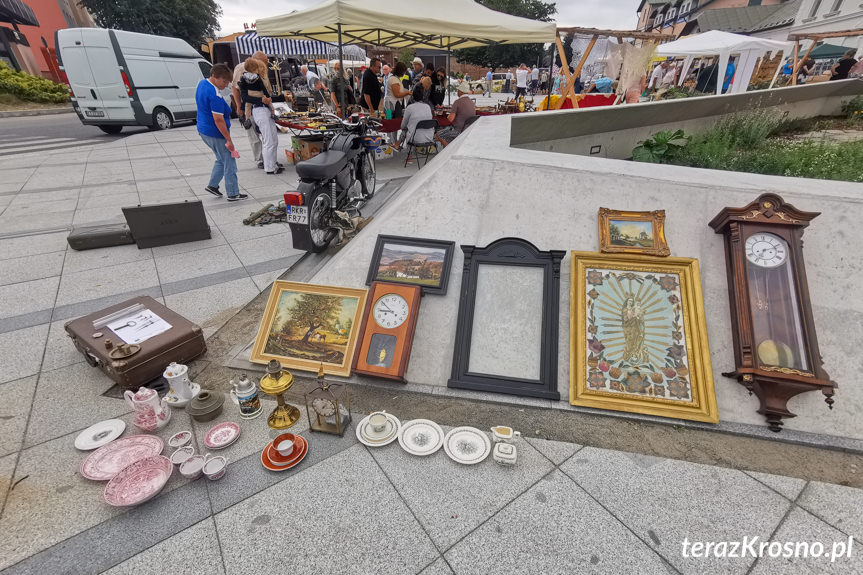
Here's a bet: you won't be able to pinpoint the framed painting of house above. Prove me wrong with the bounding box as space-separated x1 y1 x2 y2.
365 235 456 296
570 251 718 423
598 208 670 256
250 281 368 377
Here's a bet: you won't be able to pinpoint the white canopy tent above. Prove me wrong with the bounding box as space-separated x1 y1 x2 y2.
657 30 791 95
255 0 557 50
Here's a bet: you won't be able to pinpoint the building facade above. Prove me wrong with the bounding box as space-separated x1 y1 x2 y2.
2 0 94 79
788 0 863 51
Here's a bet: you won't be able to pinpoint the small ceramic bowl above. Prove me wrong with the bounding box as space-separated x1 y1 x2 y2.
274 433 296 456
169 445 195 466
203 455 228 481
179 455 206 480
168 430 192 449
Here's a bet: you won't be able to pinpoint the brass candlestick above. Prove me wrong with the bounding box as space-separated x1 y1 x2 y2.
258 359 300 429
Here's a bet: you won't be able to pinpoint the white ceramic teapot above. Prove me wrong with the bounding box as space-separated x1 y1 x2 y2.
124 386 171 431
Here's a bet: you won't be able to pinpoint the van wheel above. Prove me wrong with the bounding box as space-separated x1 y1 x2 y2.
150 107 173 131
98 125 123 135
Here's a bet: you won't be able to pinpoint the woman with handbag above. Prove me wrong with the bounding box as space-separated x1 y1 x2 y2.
239 57 286 174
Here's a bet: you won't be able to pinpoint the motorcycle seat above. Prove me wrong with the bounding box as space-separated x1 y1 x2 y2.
296 151 348 180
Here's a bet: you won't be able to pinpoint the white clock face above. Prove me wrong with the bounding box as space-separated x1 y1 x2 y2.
373 294 409 329
745 232 788 268
312 397 336 417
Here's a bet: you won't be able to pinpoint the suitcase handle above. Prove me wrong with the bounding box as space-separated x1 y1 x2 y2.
85 352 101 367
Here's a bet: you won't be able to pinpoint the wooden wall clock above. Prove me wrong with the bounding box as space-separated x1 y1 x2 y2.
709 193 836 432
352 282 422 381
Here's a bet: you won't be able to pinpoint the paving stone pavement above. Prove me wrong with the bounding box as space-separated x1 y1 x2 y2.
1 118 862 574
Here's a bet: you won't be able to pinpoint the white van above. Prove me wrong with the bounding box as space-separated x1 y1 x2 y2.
56 28 213 134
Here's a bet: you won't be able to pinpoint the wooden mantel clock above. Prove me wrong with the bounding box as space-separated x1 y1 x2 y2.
709 193 836 432
352 282 422 381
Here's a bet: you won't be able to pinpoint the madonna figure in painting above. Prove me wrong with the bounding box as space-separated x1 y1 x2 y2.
621 297 648 365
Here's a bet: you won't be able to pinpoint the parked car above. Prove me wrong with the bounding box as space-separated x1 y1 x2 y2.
471 72 510 94
56 28 212 134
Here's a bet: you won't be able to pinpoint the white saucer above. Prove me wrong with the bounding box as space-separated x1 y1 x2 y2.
164 383 201 408
398 419 444 457
443 426 491 465
356 413 401 447
75 419 126 451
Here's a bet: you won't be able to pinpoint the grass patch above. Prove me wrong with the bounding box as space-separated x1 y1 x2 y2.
634 107 863 183
0 91 70 111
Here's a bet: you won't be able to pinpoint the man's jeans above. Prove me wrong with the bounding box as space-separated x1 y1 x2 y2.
200 133 239 198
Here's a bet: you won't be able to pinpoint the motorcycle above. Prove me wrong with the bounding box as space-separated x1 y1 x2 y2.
284 113 380 252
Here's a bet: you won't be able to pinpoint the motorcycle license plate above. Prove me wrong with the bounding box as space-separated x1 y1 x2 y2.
285 205 308 224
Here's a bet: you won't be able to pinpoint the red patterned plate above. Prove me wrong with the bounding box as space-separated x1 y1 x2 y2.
266 436 306 467
204 422 241 450
81 435 164 481
104 455 173 507
261 438 308 472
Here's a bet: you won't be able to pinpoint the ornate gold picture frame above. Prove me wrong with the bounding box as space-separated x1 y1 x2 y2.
570 251 718 423
598 208 670 256
251 281 368 377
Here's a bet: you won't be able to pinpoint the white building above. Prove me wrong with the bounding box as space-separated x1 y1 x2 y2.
788 0 863 52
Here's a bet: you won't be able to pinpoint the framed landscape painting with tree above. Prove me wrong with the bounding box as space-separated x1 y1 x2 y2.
366 235 456 295
251 281 368 377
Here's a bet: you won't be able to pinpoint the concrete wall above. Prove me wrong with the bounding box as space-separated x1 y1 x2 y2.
511 79 863 159
310 108 863 443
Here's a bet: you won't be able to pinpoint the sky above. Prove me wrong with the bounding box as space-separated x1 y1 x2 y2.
216 0 641 36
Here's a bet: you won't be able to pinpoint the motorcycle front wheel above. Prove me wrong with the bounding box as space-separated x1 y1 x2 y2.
359 152 376 199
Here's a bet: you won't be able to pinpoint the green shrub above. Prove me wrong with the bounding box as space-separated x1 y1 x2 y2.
633 110 863 182
841 95 863 122
0 62 68 104
632 129 690 163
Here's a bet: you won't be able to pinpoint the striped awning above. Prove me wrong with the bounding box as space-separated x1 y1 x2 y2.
236 32 366 60
237 32 328 56
0 0 39 26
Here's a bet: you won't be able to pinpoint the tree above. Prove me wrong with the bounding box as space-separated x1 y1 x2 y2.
282 294 344 344
397 47 416 65
79 0 221 50
553 30 575 69
453 0 556 71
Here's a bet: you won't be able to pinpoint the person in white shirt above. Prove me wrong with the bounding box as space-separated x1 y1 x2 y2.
648 61 667 92
301 65 320 90
530 65 539 94
515 63 529 99
660 63 678 88
504 70 512 93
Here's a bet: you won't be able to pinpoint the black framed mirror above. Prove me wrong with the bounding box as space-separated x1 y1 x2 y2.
448 237 565 400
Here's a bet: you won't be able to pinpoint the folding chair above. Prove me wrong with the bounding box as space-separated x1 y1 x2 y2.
404 119 439 168
463 115 480 129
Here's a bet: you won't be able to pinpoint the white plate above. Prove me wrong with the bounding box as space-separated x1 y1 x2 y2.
356 413 401 447
164 382 201 408
398 419 444 457
443 427 491 465
74 419 126 451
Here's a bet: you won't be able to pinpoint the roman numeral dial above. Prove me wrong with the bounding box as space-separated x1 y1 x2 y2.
745 232 788 268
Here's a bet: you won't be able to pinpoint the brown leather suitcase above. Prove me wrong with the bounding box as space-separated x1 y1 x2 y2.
65 296 207 389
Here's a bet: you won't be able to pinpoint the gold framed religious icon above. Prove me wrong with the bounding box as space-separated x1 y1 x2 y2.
598 208 670 256
570 252 718 423
251 281 367 377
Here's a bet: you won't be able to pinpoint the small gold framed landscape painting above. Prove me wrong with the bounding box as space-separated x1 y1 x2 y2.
251 281 368 377
598 208 670 256
570 252 718 423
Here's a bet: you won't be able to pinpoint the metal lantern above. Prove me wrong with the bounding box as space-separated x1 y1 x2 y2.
305 363 351 436
258 360 301 430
